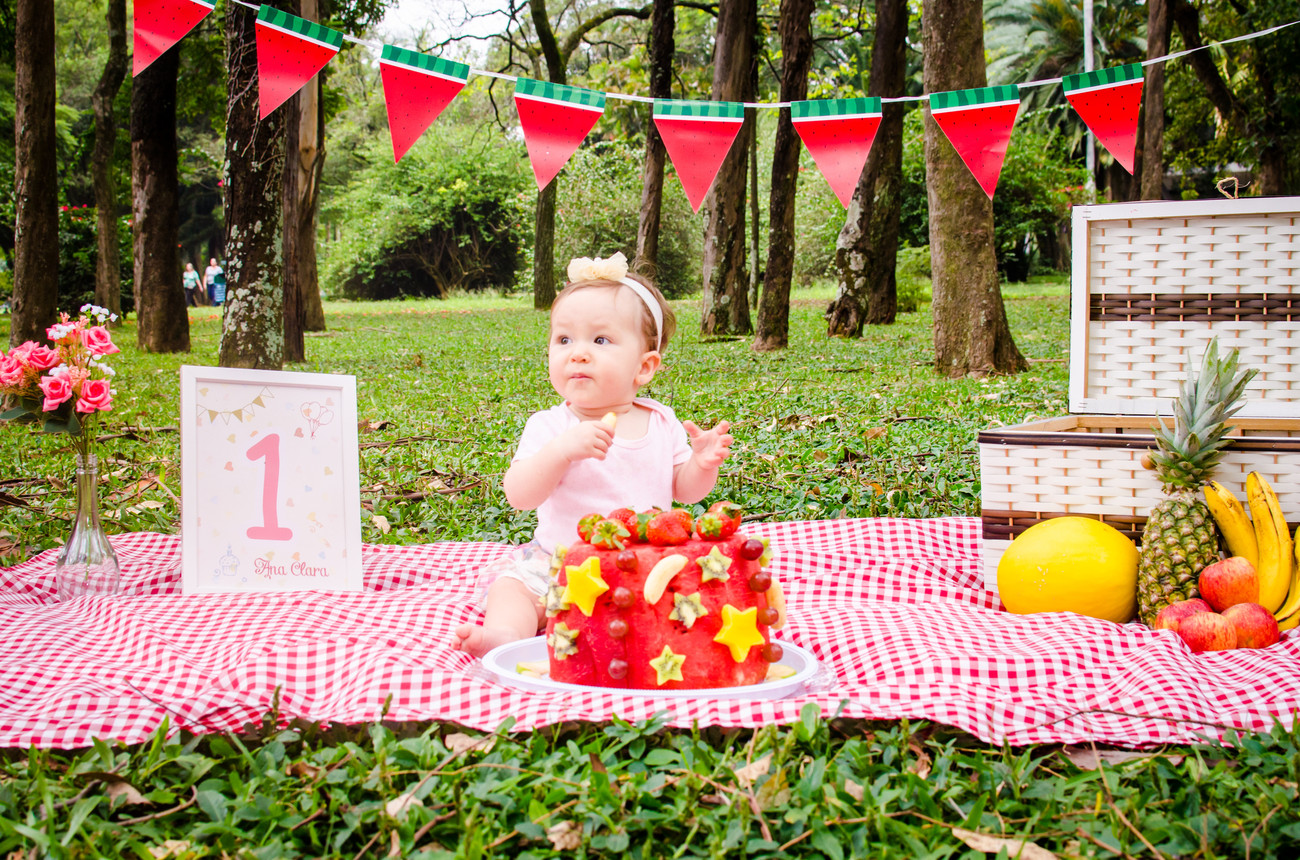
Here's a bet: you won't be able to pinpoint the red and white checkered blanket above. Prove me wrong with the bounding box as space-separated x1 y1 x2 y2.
2 518 1296 749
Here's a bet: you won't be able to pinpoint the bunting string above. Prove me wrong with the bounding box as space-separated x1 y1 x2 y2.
138 1 1299 205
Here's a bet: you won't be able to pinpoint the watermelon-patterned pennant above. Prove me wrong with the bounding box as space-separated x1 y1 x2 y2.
653 100 746 213
133 0 214 76
1063 64 1144 174
255 5 344 120
791 98 883 207
379 46 469 162
929 85 1021 199
513 79 606 190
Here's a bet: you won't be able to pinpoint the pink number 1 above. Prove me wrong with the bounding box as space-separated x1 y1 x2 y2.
246 433 294 541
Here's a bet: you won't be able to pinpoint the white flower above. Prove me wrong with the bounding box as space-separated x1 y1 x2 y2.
567 251 629 283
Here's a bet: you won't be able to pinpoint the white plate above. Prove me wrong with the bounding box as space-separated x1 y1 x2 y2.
482 636 817 700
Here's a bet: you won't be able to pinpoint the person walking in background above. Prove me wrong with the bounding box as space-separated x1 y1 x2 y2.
182 263 201 307
203 258 224 306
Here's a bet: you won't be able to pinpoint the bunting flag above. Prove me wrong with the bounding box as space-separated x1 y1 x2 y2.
929 85 1021 198
791 98 883 208
513 79 606 190
379 46 469 163
255 5 344 120
654 100 746 213
1063 64 1144 174
132 0 214 76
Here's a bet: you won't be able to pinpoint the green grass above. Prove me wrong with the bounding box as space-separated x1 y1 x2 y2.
4 284 1298 857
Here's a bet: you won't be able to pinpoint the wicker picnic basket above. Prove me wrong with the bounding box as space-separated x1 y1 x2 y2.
979 196 1300 586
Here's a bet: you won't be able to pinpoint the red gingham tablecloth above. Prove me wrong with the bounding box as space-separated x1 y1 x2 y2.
2 518 1297 749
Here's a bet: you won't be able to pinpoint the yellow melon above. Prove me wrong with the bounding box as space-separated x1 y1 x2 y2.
997 517 1139 623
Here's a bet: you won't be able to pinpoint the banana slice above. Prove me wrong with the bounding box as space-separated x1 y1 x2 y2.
601 412 618 429
766 580 787 630
644 554 688 604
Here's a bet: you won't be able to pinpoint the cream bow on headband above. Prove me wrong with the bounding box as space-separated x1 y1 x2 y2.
566 252 663 351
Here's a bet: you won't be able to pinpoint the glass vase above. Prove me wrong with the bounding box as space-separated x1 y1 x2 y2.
54 452 123 601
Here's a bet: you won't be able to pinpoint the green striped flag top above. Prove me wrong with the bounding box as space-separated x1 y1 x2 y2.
652 100 746 212
513 78 606 190
379 45 470 162
790 98 884 207
927 85 1021 198
255 5 344 119
1062 64 1144 173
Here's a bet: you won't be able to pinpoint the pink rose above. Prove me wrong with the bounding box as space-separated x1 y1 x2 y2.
0 355 27 388
82 326 119 356
38 372 74 412
76 378 113 413
25 344 61 371
8 342 34 363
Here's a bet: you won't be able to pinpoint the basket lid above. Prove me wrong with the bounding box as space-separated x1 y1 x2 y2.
1068 196 1300 419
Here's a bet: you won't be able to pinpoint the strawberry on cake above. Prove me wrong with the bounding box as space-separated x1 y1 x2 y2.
544 502 787 689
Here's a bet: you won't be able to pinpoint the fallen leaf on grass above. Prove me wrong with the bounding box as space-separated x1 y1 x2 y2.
842 778 864 802
371 515 391 534
385 791 424 820
444 732 495 756
1062 746 1182 769
733 753 771 789
952 827 1057 859
147 841 192 859
546 820 582 850
79 772 151 806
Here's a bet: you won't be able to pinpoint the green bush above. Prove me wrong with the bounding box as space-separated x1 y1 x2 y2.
895 244 932 312
319 130 529 300
57 205 134 314
553 139 700 298
793 155 845 285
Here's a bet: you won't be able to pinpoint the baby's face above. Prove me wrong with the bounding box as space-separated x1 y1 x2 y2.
548 287 656 417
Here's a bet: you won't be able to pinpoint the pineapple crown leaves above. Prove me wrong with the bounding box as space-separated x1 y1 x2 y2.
1149 338 1258 491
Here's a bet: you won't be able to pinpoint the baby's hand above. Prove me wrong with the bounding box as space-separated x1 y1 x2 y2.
558 419 616 463
683 420 733 471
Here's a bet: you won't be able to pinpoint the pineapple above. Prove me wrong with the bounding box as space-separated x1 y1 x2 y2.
1136 339 1257 625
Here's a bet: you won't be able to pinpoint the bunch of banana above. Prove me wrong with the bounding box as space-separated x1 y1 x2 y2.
1204 474 1300 629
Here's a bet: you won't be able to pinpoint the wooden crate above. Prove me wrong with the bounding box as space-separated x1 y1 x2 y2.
1069 197 1300 419
980 197 1300 587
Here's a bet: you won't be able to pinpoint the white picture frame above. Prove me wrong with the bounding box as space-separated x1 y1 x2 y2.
179 365 363 594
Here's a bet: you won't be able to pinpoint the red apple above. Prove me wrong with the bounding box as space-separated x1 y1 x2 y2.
1177 612 1238 653
1221 602 1281 649
1153 598 1213 632
1197 556 1259 611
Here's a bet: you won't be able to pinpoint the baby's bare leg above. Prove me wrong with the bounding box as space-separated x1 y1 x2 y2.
453 577 546 657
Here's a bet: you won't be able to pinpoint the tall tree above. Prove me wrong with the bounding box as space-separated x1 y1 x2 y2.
288 0 327 336
700 0 756 336
753 0 814 351
1139 0 1170 200
634 0 674 274
283 83 306 364
921 0 1026 376
219 1 286 369
11 0 58 345
131 46 190 352
826 0 908 336
92 0 128 320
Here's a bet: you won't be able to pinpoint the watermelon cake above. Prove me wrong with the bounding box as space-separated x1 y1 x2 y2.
543 503 788 690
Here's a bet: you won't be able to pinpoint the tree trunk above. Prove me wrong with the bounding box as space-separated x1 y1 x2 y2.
826 0 907 336
634 0 674 272
748 108 760 310
297 0 326 332
1139 0 1169 201
753 0 814 352
922 0 1026 377
700 0 756 337
533 182 558 308
92 0 128 321
283 87 305 363
131 46 190 353
219 1 285 369
11 0 58 345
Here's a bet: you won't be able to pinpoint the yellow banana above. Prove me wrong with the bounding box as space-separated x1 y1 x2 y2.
1272 525 1300 621
1203 481 1258 568
1246 472 1291 613
1279 611 1299 632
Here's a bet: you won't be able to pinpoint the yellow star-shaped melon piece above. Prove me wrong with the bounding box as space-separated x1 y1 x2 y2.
696 545 733 582
648 645 686 685
560 556 609 617
713 604 766 662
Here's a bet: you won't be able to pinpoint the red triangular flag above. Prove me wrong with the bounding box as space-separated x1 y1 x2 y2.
929 85 1021 198
254 5 343 120
791 98 883 207
379 46 469 162
133 0 213 76
513 79 605 190
1063 64 1144 174
653 100 746 213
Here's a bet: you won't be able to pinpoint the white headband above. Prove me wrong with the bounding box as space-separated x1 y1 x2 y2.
566 252 663 351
